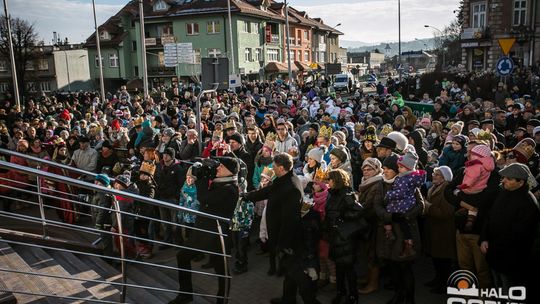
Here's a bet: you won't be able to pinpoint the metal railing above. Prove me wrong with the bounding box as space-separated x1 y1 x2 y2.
0 152 232 303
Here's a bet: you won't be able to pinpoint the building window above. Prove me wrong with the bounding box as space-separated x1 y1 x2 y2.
132 41 137 51
40 82 51 92
187 23 199 35
245 48 253 62
304 50 309 62
513 0 527 26
253 23 259 34
95 55 103 68
268 49 279 62
194 48 201 64
0 83 8 92
109 53 119 68
208 48 221 58
304 30 308 41
255 48 262 61
243 21 251 33
472 2 487 28
38 59 48 71
207 21 220 34
158 24 173 37
0 60 7 72
26 82 36 92
134 66 139 76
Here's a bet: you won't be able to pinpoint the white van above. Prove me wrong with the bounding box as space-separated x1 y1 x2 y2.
333 74 350 93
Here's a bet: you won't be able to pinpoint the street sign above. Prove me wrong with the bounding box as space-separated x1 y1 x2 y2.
498 38 516 56
177 43 194 64
201 57 229 90
164 43 178 67
496 56 514 76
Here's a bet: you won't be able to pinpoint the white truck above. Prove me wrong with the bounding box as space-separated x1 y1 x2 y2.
333 74 350 93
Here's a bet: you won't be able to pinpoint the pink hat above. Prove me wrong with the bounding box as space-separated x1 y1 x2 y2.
471 144 491 158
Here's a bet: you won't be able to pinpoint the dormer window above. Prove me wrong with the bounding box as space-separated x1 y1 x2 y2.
100 31 111 40
153 0 168 12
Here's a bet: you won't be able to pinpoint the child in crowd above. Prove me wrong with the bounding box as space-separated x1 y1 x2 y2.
454 144 495 232
385 151 426 258
178 167 199 243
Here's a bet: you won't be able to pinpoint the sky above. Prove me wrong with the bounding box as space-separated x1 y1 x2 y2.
8 0 461 44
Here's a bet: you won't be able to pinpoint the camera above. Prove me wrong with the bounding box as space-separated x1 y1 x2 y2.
191 158 220 180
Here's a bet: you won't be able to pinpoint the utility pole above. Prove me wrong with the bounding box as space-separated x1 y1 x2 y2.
3 0 20 109
92 0 106 101
227 0 235 75
284 0 293 88
398 0 402 82
139 0 149 99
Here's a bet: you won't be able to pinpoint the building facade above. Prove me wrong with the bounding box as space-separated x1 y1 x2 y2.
460 0 540 71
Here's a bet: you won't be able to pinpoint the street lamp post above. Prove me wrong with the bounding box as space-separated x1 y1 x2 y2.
398 0 402 82
139 0 149 99
424 25 445 70
91 0 106 101
227 0 235 75
284 0 293 88
3 0 20 109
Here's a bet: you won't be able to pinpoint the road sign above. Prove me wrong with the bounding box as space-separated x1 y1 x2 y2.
201 57 229 90
177 43 194 64
496 56 514 76
498 38 516 56
164 43 178 67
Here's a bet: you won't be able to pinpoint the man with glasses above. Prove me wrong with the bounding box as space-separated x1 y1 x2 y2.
274 120 298 155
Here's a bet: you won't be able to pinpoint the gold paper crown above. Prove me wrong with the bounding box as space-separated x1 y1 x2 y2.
261 166 275 180
224 121 236 130
133 116 144 126
380 124 393 137
201 108 210 115
318 125 333 139
354 122 364 133
231 106 240 114
140 161 156 176
314 167 328 182
477 130 492 141
265 132 277 142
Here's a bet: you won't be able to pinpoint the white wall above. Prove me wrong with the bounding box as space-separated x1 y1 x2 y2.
53 49 92 91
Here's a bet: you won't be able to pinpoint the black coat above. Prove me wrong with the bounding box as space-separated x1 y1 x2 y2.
155 161 185 200
245 170 303 253
324 187 363 265
480 184 540 277
135 179 156 217
189 177 239 252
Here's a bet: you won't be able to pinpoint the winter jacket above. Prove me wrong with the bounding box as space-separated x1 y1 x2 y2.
252 161 273 190
274 134 298 155
155 161 185 200
480 184 540 277
177 139 199 161
423 181 456 259
385 170 426 214
71 148 98 173
245 170 303 253
324 187 364 265
134 179 156 218
92 191 114 229
178 183 199 224
458 156 495 194
438 146 466 172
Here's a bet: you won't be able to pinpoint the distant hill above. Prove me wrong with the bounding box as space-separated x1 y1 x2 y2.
340 40 376 49
345 38 437 56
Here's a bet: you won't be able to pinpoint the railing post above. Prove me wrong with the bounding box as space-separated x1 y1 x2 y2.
216 219 229 304
35 167 47 239
112 197 127 302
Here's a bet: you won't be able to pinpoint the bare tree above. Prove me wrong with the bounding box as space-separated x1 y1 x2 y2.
0 15 40 97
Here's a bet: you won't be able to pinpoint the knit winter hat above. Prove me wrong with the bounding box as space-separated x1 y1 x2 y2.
471 144 491 158
397 151 419 171
452 134 468 148
364 126 378 143
228 132 244 145
309 123 320 132
163 128 175 137
434 166 453 182
451 121 464 134
513 138 536 163
216 156 239 175
534 126 540 135
307 146 326 164
333 131 346 145
95 174 111 187
362 157 382 174
163 147 176 159
114 174 131 189
330 147 348 163
382 153 399 173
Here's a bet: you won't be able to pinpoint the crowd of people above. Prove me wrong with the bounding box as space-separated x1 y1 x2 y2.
1 75 540 304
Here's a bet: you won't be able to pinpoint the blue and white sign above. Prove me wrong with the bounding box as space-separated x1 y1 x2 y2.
496 56 514 76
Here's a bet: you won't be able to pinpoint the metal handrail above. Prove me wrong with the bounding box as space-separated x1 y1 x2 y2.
0 147 102 180
0 159 230 223
0 156 233 302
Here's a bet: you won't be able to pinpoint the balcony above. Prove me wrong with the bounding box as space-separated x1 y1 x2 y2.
145 36 176 49
148 66 175 76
